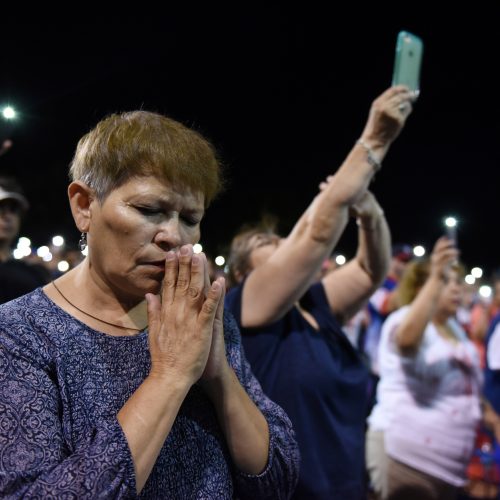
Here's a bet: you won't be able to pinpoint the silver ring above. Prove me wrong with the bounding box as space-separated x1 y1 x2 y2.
398 102 407 113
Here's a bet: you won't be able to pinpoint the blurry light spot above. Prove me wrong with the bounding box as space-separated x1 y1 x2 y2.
465 275 475 285
57 261 70 272
444 217 457 228
42 252 53 262
479 285 492 299
413 245 425 257
17 237 31 248
215 256 225 266
335 254 346 266
193 243 203 254
37 246 50 258
13 248 24 259
471 267 483 279
2 106 16 119
52 236 65 247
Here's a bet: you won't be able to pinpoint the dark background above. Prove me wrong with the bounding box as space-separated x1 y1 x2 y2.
1 9 499 276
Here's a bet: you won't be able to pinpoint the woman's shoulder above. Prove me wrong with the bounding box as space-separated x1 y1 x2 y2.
0 288 70 366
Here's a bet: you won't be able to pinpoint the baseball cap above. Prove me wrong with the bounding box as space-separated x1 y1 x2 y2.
392 243 413 263
0 185 29 212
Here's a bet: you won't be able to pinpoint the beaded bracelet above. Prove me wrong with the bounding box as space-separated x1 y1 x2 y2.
356 139 382 173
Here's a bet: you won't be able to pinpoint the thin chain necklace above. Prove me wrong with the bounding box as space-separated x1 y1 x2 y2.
51 280 145 332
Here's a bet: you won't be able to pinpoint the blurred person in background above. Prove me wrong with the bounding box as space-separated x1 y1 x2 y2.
468 272 500 368
360 243 413 410
0 176 50 303
367 237 483 500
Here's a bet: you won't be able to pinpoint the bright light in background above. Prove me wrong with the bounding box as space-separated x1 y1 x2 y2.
57 261 70 272
215 256 225 266
193 243 203 254
81 247 88 256
52 235 65 247
413 245 425 257
16 237 32 257
335 254 346 266
17 237 31 248
2 106 16 120
471 267 483 279
13 248 24 259
37 246 50 258
444 216 457 228
479 285 492 299
465 275 475 285
42 252 53 262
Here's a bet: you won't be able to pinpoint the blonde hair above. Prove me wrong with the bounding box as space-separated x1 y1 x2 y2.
397 258 466 305
70 111 223 206
227 223 279 286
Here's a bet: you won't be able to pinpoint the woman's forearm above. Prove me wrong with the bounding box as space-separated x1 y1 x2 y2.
202 368 270 474
396 276 443 351
117 374 192 493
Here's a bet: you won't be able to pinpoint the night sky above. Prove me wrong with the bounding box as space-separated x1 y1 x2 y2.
1 9 499 277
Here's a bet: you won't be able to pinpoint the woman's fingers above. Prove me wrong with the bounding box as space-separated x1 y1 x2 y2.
145 292 161 333
161 251 178 306
200 279 223 325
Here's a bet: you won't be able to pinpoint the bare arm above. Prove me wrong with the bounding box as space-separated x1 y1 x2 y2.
395 238 458 352
323 191 391 324
241 86 413 328
198 266 270 474
117 247 223 494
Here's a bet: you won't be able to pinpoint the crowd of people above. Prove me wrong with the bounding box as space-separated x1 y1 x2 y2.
1 82 499 500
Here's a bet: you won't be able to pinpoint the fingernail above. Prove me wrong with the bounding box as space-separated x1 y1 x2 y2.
192 254 200 265
180 246 190 256
212 281 221 291
165 251 175 261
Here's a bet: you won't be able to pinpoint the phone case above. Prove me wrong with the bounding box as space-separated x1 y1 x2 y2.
392 31 423 97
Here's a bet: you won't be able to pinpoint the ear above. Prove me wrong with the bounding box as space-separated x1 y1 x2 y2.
234 269 245 284
68 181 95 233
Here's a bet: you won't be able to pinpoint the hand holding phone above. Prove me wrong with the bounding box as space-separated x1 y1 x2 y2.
392 31 423 100
444 217 458 246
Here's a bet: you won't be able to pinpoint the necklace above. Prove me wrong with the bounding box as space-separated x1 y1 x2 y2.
51 280 145 332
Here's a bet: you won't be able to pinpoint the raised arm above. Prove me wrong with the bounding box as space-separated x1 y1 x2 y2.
241 86 413 328
322 191 391 324
395 237 458 352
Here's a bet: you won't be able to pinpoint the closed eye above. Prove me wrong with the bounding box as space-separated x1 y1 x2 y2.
136 206 163 216
181 215 201 227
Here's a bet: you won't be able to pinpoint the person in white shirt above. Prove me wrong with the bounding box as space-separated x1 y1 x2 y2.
366 237 483 500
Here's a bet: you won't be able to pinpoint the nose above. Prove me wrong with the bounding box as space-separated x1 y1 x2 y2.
153 217 183 251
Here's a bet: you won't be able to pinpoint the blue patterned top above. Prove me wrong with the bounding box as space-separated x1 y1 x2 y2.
0 288 299 499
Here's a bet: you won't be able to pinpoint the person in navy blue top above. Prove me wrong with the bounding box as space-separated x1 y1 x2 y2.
225 85 415 499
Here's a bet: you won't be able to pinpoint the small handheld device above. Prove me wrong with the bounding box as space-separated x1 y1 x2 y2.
444 217 458 246
392 31 423 99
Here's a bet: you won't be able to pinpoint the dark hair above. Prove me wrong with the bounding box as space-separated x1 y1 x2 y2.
0 176 26 196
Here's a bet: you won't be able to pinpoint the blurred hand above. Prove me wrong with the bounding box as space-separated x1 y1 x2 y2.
359 85 414 149
429 237 459 281
146 245 224 386
349 190 382 220
200 251 229 383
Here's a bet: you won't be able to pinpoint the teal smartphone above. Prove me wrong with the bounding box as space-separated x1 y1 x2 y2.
392 31 423 99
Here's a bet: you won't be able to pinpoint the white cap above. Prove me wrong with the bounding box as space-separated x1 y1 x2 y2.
0 185 29 211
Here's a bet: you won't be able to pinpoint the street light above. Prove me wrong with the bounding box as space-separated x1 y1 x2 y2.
2 106 16 120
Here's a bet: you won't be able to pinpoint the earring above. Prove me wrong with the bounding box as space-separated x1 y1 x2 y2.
79 232 87 251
